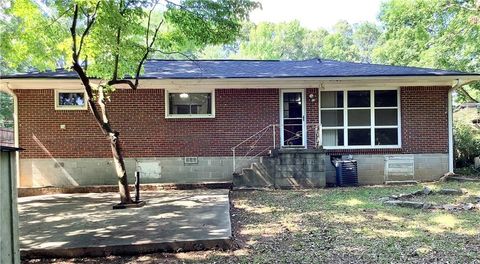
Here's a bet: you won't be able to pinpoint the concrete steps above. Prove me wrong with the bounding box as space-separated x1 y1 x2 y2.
233 162 274 188
233 149 326 188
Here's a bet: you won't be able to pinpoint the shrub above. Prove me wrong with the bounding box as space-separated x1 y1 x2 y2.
454 121 480 168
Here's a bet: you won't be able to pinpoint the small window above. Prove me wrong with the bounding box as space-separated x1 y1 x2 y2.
55 90 87 110
166 91 215 118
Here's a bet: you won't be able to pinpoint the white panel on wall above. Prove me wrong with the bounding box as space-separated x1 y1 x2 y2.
136 161 162 179
384 155 415 181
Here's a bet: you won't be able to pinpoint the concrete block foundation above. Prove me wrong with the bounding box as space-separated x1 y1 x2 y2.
19 153 448 188
325 153 448 185
19 157 234 188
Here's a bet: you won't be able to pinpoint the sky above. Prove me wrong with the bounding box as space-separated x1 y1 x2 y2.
250 0 384 30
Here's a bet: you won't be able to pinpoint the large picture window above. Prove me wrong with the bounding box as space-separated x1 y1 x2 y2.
320 88 400 148
166 90 215 118
55 90 87 110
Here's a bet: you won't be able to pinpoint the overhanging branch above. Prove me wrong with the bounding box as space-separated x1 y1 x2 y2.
78 2 100 57
458 86 479 103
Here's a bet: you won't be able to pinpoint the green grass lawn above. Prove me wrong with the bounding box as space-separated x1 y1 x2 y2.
25 182 480 264
220 182 480 264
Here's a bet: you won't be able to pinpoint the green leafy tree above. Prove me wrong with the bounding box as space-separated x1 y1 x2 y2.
322 21 361 62
373 0 480 102
236 20 308 59
0 92 13 128
200 20 376 62
300 28 329 59
353 22 381 63
1 0 259 204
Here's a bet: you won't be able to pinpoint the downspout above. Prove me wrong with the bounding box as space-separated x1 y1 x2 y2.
448 79 467 173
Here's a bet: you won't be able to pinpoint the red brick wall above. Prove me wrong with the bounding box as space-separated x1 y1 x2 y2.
16 89 279 158
306 88 319 149
400 86 449 153
16 86 449 158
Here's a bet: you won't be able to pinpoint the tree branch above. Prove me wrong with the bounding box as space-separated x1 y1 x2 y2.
109 2 164 90
151 49 196 61
42 6 72 30
77 2 100 57
112 26 122 81
107 79 136 89
458 86 479 103
70 5 111 133
146 1 160 46
70 5 78 60
130 20 164 88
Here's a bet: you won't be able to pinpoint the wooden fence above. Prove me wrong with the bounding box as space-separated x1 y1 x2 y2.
0 128 14 147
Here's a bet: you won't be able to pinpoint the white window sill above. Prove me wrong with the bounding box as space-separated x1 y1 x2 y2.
55 106 88 111
323 145 401 150
165 114 215 119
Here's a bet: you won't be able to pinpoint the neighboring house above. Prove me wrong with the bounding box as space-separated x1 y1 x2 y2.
1 59 480 188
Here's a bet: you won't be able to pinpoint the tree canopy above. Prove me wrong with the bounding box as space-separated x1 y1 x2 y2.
0 0 260 204
0 0 260 78
373 0 480 102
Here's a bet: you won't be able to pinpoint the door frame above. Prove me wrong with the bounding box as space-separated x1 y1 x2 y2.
279 89 307 148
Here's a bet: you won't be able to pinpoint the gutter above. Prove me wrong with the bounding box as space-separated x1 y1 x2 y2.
448 79 469 173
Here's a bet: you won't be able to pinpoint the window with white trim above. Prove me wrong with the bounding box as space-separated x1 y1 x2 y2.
320 88 400 148
165 90 215 118
55 90 87 110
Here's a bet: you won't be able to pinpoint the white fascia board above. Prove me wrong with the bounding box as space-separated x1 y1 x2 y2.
2 75 480 90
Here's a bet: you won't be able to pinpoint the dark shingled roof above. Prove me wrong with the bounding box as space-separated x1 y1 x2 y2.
2 59 479 79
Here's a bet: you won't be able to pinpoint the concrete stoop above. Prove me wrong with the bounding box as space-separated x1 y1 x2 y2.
19 190 233 259
234 149 326 188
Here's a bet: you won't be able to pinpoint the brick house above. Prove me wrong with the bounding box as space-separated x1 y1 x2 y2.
1 59 480 188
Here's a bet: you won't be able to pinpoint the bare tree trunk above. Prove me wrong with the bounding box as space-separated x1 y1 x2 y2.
97 84 132 204
110 132 132 204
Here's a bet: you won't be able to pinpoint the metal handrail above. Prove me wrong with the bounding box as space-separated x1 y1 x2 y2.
231 124 274 151
232 123 322 173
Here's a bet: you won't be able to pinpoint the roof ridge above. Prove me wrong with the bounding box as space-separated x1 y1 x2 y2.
146 58 284 62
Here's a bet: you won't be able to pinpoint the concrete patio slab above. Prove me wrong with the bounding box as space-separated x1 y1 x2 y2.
18 189 232 258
